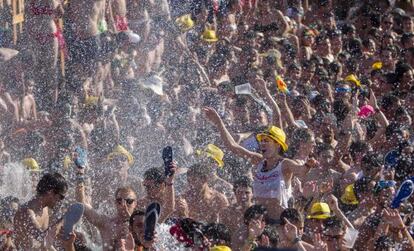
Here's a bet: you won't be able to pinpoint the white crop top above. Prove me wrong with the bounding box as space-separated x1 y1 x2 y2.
253 160 292 208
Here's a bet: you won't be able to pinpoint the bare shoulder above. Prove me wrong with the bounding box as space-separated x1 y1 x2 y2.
211 190 229 207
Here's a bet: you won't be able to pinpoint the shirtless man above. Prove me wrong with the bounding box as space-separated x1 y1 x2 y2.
13 172 68 250
92 147 144 213
24 0 63 111
76 166 136 250
179 163 229 223
63 0 113 98
221 176 253 238
128 0 171 77
0 49 35 134
137 167 176 223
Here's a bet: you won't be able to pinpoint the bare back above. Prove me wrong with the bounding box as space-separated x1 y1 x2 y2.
66 0 105 39
183 189 229 223
13 205 49 250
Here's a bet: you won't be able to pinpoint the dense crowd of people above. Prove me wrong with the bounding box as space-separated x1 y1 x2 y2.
1 0 414 250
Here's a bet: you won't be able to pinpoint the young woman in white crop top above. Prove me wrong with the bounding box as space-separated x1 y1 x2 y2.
204 107 318 219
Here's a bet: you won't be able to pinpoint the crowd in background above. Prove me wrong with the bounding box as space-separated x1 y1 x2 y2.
1 0 414 250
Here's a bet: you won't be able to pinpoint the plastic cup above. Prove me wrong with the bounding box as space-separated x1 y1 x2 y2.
235 83 252 95
343 228 359 249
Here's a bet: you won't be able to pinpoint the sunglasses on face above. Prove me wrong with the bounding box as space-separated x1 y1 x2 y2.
116 198 135 205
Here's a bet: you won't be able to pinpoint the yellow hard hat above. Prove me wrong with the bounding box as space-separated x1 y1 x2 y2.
307 202 332 220
256 126 288 152
22 158 41 172
197 144 224 168
341 184 359 205
175 14 195 32
201 28 219 42
107 145 134 166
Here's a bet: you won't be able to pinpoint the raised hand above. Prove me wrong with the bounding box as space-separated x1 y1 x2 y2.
248 219 265 239
302 181 318 199
305 157 320 169
282 219 298 242
369 90 380 110
61 231 77 251
313 233 328 251
326 194 340 212
202 107 222 125
382 209 405 230
251 75 269 94
165 161 177 184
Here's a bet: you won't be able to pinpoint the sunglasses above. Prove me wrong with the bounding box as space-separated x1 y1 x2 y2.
116 198 135 205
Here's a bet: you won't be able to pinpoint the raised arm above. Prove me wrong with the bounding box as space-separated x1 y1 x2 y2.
283 158 319 180
326 194 354 229
203 107 262 165
279 94 298 129
160 164 176 223
367 91 389 145
75 169 106 228
251 76 283 129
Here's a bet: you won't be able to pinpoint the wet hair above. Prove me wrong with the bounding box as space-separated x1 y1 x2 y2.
143 167 165 184
280 208 303 225
316 143 335 156
187 163 210 180
347 38 363 58
385 122 405 140
290 61 302 70
293 128 314 143
363 118 378 140
395 63 413 82
328 62 341 75
380 94 399 110
342 23 356 35
333 100 351 122
244 205 267 225
380 45 397 57
401 32 414 46
233 176 252 191
354 177 373 201
36 172 68 196
114 186 136 198
361 152 383 176
395 157 414 182
260 226 279 247
345 58 358 73
401 15 413 22
349 141 371 160
323 217 345 231
374 235 395 251
203 223 231 246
